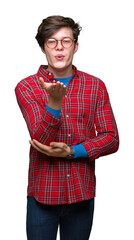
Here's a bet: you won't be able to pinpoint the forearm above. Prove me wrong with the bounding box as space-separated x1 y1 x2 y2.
81 81 119 161
15 86 62 145
31 99 63 143
81 131 119 161
33 95 64 142
32 109 62 144
46 108 89 159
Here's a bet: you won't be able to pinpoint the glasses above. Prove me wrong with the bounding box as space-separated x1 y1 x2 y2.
46 37 76 49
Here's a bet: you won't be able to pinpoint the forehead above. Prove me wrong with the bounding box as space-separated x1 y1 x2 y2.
50 27 73 39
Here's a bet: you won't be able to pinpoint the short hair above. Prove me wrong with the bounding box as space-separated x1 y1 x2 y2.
35 15 82 49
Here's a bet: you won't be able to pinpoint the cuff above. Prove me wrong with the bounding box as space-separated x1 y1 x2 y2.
72 144 88 159
46 105 61 119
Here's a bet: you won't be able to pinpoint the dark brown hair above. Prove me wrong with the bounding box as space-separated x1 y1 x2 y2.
35 15 82 49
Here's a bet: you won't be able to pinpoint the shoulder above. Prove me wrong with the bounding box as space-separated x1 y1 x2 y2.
15 73 38 93
77 69 106 88
76 69 109 100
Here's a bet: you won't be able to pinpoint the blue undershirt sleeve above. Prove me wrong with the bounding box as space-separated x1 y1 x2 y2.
46 105 61 119
72 144 88 158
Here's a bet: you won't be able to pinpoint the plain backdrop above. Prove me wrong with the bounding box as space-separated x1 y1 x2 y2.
0 0 134 239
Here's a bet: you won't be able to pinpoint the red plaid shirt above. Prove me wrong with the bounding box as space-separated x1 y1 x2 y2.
15 65 119 205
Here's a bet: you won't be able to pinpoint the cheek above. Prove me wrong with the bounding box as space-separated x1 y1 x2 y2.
66 50 74 60
67 54 74 64
45 52 54 63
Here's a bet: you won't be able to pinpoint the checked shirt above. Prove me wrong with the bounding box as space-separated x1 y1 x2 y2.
15 65 119 205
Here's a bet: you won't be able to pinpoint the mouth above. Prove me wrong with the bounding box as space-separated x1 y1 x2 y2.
55 55 65 61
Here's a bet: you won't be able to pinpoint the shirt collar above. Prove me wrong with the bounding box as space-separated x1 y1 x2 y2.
37 65 79 82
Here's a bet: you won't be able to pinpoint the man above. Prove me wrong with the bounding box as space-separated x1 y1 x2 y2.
15 15 119 240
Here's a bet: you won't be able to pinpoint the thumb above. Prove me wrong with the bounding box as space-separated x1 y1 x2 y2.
39 77 46 88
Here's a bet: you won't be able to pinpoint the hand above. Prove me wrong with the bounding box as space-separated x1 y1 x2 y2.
29 139 70 158
39 77 67 100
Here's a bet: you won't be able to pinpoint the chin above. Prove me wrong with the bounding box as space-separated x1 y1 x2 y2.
53 63 68 70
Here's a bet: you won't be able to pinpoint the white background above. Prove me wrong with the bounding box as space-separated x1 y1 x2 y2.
0 0 134 239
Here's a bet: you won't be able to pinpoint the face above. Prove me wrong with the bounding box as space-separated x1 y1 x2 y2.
42 27 79 75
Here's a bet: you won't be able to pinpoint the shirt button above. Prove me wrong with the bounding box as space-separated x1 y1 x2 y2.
68 134 71 137
53 80 56 83
67 174 70 177
66 115 69 118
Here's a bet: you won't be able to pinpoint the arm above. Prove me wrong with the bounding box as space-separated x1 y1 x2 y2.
45 80 119 160
15 78 67 145
46 99 88 158
26 78 88 158
81 82 119 160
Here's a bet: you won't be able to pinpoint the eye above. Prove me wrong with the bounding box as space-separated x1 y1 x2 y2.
63 38 71 43
47 39 56 44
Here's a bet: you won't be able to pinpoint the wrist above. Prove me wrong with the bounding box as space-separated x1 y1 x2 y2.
66 146 75 159
48 96 63 110
66 146 71 156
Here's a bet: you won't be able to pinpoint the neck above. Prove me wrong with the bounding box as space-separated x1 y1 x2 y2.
47 65 73 78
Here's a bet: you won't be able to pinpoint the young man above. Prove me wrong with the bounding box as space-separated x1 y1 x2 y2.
15 15 119 240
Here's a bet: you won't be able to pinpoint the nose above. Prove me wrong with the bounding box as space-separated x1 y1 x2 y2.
56 40 63 50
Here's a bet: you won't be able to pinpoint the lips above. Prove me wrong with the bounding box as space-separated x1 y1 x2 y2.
55 55 64 60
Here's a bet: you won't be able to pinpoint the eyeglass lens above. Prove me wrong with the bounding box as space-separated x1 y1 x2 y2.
46 38 74 48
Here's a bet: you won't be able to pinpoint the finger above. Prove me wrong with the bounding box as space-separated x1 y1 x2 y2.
63 85 67 95
51 84 56 92
56 83 67 96
39 77 44 84
29 140 47 154
61 84 67 94
50 142 66 149
39 78 53 90
30 140 64 156
46 83 56 92
32 139 50 152
55 81 62 91
39 77 46 89
39 77 44 82
56 82 65 89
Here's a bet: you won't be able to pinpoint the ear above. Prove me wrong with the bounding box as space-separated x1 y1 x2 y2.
41 48 45 54
74 42 79 54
